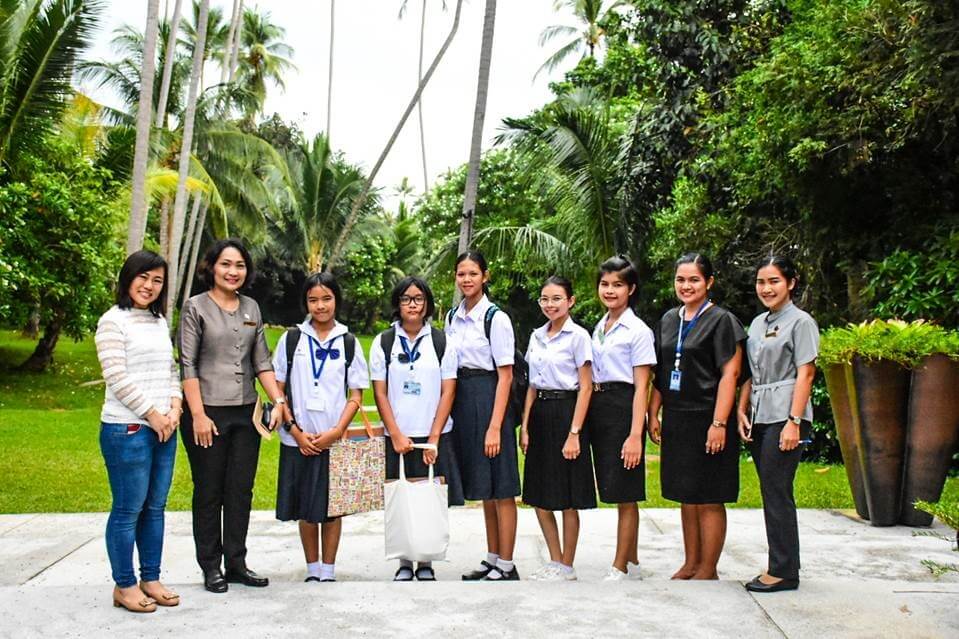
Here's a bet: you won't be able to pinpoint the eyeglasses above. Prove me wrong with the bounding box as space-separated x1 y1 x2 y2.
538 296 567 306
399 295 426 306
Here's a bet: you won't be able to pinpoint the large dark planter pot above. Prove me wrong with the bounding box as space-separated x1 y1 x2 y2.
851 356 910 526
900 355 959 526
822 363 869 519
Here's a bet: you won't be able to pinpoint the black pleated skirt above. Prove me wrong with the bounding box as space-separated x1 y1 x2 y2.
660 407 739 504
587 385 646 503
385 432 465 506
522 395 597 511
450 372 521 501
276 444 337 524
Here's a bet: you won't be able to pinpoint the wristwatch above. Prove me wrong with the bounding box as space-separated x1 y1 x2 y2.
788 414 802 426
710 419 726 429
569 425 582 435
273 397 286 405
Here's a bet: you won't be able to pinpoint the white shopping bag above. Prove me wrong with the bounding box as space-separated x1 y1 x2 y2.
384 444 449 561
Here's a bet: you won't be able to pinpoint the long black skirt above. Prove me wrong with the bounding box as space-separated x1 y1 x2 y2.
276 444 337 524
587 385 646 503
450 372 521 501
523 396 597 511
385 432 465 506
660 407 739 504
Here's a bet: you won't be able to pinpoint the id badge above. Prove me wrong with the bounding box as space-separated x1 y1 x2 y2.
306 387 327 412
402 380 422 396
669 369 682 392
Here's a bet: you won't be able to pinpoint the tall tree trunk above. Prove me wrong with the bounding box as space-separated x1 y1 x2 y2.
155 0 183 128
18 314 64 372
126 0 161 255
181 202 208 312
326 0 464 271
417 0 429 194
326 0 335 139
457 0 497 257
159 197 171 260
221 0 241 84
166 0 209 319
228 0 244 82
176 195 203 304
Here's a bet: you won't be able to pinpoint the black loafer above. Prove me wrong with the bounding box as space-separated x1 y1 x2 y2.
462 560 495 581
745 576 799 592
203 569 228 593
304 576 322 583
225 566 269 587
482 566 520 581
415 566 436 581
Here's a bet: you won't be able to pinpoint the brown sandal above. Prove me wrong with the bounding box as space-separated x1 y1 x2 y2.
113 586 157 613
139 581 180 607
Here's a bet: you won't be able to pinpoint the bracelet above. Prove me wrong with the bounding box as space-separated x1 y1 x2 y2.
273 396 286 405
710 420 726 429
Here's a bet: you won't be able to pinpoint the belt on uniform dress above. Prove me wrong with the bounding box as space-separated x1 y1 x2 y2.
592 381 634 393
535 389 577 400
457 367 497 379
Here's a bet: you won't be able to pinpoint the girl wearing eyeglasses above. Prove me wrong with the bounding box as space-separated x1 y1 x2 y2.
521 275 595 582
271 272 369 584
371 276 463 581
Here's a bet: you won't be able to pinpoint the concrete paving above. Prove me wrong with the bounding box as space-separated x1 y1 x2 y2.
1 508 956 638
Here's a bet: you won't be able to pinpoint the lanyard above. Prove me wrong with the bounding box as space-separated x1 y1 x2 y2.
307 335 340 382
398 334 426 368
674 300 711 370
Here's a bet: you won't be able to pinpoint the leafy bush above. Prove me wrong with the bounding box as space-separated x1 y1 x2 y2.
819 320 959 367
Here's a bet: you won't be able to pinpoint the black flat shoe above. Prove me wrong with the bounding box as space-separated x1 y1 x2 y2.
225 567 269 588
304 576 322 583
394 567 414 582
462 560 495 581
415 566 436 581
203 569 228 593
482 566 520 581
745 576 799 592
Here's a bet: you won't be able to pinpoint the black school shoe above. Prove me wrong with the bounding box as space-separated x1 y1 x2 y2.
225 566 269 587
745 576 799 593
203 568 228 593
482 565 520 581
462 560 496 581
414 566 436 581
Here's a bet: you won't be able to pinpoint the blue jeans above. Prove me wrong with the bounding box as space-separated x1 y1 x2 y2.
100 422 176 587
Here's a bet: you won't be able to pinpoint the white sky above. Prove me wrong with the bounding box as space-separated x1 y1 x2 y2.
80 0 574 207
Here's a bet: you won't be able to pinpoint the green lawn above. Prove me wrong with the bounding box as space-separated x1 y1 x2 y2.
1 329 955 513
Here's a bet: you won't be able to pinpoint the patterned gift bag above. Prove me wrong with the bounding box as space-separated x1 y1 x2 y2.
327 406 386 517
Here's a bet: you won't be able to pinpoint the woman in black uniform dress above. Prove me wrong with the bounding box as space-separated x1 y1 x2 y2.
648 253 745 580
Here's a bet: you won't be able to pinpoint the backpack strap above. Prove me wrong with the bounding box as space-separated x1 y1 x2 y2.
484 305 499 368
342 332 356 395
446 307 456 327
283 328 301 419
430 326 446 363
379 327 397 391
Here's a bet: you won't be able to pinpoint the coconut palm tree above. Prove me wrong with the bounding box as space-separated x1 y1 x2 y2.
234 6 295 119
0 0 104 170
327 0 334 139
220 0 241 84
496 88 631 266
155 0 183 127
327 0 464 270
457 0 496 256
535 0 626 79
182 0 229 88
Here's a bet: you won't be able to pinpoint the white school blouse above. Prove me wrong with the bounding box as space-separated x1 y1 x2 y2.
369 322 459 438
444 294 514 370
272 320 370 447
525 317 593 391
591 308 657 384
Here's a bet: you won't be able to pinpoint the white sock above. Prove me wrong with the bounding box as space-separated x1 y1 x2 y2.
319 562 335 580
306 561 321 578
496 558 514 574
486 552 500 566
558 563 574 574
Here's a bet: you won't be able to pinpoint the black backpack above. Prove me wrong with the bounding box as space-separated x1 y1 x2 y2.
379 325 447 389
282 328 356 414
446 304 529 425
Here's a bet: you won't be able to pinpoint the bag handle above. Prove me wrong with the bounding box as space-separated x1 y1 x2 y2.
341 399 375 440
398 443 438 483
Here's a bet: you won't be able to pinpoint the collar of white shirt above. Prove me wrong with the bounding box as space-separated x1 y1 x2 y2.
455 294 493 323
764 300 796 324
299 318 349 344
598 307 641 337
392 320 433 342
534 316 577 343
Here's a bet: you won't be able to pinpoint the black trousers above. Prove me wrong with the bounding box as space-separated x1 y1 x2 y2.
181 403 260 573
750 420 805 580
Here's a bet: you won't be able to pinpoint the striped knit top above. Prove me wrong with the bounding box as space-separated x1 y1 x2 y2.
95 306 181 424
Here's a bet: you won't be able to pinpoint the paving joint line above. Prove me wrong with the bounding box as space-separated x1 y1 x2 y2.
641 509 665 535
745 587 789 638
0 515 39 537
22 536 97 585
